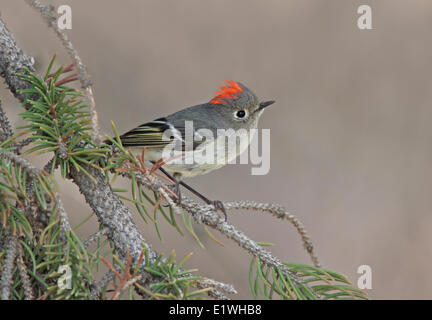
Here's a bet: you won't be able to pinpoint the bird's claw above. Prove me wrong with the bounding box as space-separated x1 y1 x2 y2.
211 200 227 221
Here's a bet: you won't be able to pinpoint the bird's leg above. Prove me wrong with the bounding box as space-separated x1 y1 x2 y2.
172 172 182 205
178 181 227 221
156 166 182 205
158 167 227 221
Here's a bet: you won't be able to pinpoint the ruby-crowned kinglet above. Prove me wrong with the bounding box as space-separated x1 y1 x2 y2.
114 81 275 218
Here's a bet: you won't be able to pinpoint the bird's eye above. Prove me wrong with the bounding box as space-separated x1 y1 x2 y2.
235 110 247 119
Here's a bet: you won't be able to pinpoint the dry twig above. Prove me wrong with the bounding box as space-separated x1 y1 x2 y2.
24 0 102 144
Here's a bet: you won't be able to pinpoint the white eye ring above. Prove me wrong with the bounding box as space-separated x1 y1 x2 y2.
234 109 248 119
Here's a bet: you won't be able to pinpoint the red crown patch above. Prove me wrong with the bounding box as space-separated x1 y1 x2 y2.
210 80 243 104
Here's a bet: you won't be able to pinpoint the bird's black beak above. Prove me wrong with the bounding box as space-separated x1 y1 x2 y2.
258 100 275 111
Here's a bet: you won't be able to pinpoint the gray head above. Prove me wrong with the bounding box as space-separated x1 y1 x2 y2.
208 81 275 129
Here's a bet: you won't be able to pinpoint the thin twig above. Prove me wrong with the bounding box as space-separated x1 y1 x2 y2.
24 0 102 144
83 227 109 248
196 279 237 300
13 137 33 154
90 270 115 300
224 201 320 267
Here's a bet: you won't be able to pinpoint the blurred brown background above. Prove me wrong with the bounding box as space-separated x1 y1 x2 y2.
2 0 432 299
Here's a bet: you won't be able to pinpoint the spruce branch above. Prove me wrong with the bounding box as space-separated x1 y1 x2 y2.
16 246 34 300
0 149 72 236
0 101 13 141
0 19 35 104
118 167 311 290
196 279 237 300
0 235 18 300
24 0 102 144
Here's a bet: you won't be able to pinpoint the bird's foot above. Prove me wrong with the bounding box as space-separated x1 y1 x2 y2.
211 200 227 221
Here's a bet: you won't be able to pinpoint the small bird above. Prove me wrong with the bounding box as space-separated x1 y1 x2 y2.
116 81 275 219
